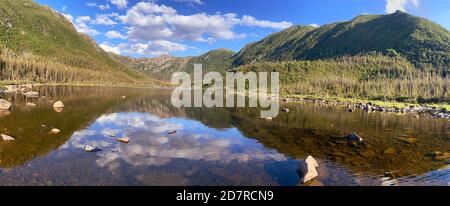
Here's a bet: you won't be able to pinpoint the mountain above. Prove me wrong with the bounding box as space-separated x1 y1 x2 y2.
0 0 160 86
110 49 235 80
232 11 450 71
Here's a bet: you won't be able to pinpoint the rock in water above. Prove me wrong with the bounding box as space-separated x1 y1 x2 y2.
84 145 98 152
49 128 61 134
53 101 64 108
116 137 130 144
0 110 11 118
1 134 15 141
24 91 39 97
0 99 12 110
297 156 319 184
346 133 363 142
26 102 36 107
281 108 290 113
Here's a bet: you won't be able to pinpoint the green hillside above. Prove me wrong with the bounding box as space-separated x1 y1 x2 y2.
0 0 162 86
233 11 450 73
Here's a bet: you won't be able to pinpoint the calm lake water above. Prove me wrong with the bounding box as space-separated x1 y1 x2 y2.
0 86 449 186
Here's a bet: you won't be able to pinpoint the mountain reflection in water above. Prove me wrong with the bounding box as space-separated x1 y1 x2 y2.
0 86 448 186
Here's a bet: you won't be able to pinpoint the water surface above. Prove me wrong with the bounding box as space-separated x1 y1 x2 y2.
0 86 448 186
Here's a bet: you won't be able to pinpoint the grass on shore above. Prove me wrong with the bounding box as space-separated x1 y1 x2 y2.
284 94 450 111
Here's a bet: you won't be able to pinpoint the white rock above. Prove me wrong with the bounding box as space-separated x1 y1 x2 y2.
298 156 319 183
1 134 15 141
0 99 12 110
53 101 64 108
84 145 98 152
49 128 61 134
26 102 36 106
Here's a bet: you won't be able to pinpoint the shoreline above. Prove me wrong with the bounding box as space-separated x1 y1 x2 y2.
282 94 450 119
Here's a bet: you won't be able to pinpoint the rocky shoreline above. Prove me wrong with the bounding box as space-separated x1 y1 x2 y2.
283 97 450 119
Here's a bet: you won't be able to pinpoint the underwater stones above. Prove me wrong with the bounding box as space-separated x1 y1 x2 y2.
383 148 397 155
397 137 418 145
1 134 15 141
346 133 363 142
116 137 130 144
297 156 319 184
26 102 36 107
53 101 64 108
359 149 376 158
49 128 61 134
265 117 273 121
0 99 11 110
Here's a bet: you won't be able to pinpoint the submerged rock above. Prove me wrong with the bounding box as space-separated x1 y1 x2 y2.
384 148 397 155
116 137 130 144
53 101 64 108
1 134 15 141
49 128 61 134
0 99 12 110
297 156 319 184
397 137 418 144
0 110 11 118
265 117 273 121
24 91 39 97
346 133 363 142
26 102 36 107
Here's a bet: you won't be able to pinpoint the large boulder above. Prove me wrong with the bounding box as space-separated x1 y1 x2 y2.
0 99 12 110
297 156 319 184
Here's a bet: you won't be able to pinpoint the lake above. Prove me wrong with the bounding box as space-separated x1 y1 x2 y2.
0 86 449 186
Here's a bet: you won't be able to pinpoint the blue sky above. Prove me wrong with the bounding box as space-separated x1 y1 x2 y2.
35 0 450 58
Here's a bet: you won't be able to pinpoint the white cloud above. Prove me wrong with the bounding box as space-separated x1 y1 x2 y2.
119 40 188 56
309 23 320 28
106 30 126 39
173 0 204 5
86 2 97 7
74 16 100 36
240 15 293 29
109 0 128 9
119 2 293 43
99 4 111 10
92 14 118 25
385 0 420 14
62 5 68 12
100 42 121 54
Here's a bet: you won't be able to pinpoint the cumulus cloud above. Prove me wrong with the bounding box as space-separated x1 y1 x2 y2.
309 23 320 28
385 0 420 14
118 40 189 56
109 0 128 9
100 42 121 54
92 14 118 25
74 16 100 36
106 30 127 39
119 2 293 43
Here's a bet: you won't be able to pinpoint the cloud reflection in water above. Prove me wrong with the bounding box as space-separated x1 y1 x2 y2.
62 112 287 170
